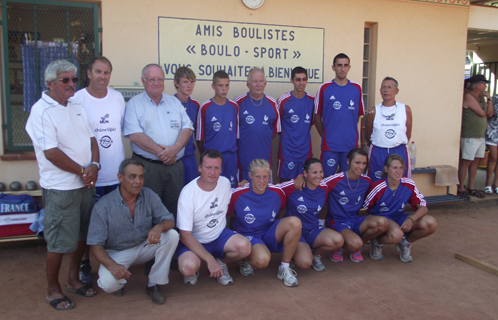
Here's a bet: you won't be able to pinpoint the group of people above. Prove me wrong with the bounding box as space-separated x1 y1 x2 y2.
458 74 498 200
25 53 438 311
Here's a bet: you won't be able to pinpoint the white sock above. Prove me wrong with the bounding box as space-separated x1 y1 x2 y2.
280 261 290 269
319 219 325 227
147 282 156 287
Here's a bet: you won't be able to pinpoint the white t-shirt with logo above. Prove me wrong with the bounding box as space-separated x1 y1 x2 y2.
177 176 231 243
74 88 125 187
371 102 408 148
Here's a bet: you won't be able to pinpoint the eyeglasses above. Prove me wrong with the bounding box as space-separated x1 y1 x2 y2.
56 77 79 84
144 78 165 84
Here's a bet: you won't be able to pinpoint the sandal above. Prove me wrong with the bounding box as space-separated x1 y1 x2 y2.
64 283 97 297
45 296 75 311
484 186 493 195
457 190 470 201
467 188 485 198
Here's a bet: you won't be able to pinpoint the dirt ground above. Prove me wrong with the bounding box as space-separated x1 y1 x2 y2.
1 200 498 320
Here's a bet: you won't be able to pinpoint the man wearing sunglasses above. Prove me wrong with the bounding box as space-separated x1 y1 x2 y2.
124 63 194 218
73 56 125 286
26 60 100 311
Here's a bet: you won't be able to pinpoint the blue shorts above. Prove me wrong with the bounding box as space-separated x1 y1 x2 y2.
330 216 367 237
278 160 305 179
388 213 409 227
367 144 410 183
95 184 119 203
302 226 325 249
177 228 237 259
181 153 198 186
242 219 305 253
222 151 238 189
321 151 349 177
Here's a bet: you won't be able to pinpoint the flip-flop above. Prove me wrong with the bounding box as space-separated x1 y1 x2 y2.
484 186 493 195
64 283 97 297
45 296 75 311
467 188 485 198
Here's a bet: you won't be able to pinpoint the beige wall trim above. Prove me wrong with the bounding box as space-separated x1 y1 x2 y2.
407 0 469 6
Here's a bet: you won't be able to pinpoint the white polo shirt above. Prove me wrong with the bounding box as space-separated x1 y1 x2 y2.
25 91 94 190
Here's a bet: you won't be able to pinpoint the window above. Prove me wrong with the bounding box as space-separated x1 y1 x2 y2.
361 23 377 149
1 0 100 150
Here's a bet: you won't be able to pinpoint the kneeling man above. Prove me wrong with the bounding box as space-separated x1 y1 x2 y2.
87 159 179 304
177 149 251 285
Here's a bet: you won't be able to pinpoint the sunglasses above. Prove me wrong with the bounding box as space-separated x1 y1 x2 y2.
57 77 79 84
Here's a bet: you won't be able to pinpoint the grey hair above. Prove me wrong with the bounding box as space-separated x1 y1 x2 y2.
118 158 145 175
248 159 270 176
469 82 479 90
382 76 398 88
142 63 165 78
44 60 77 83
247 67 265 83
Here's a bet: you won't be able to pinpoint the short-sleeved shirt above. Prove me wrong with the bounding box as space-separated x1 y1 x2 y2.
234 93 280 170
87 186 174 251
74 88 125 187
124 92 194 160
277 91 314 162
177 176 232 243
314 80 364 152
25 91 94 190
196 99 239 153
175 94 200 157
363 177 426 217
323 172 371 221
279 180 328 231
228 184 286 238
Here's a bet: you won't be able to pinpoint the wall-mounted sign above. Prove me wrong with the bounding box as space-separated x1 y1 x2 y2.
158 17 324 83
407 0 469 6
112 86 144 101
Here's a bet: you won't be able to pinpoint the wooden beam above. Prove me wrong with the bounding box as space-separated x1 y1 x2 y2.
455 253 498 277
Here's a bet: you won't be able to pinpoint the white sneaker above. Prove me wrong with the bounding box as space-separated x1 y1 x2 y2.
239 259 254 276
277 266 298 287
370 239 384 260
183 272 199 285
312 255 326 272
396 242 413 263
217 259 234 285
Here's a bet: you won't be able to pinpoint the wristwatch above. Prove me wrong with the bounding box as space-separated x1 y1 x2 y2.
91 162 101 170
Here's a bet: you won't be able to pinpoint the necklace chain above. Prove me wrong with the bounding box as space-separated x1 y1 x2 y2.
250 95 263 106
345 172 360 191
392 183 400 197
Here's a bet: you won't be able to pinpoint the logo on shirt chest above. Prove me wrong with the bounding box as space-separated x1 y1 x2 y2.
229 121 233 131
297 205 307 214
245 115 255 124
270 210 276 222
385 129 396 139
290 115 299 123
213 122 221 132
210 198 219 209
207 219 219 228
315 205 322 215
305 114 311 124
339 196 349 205
348 100 355 110
262 115 269 125
100 114 110 124
99 135 113 148
333 101 342 110
244 213 256 224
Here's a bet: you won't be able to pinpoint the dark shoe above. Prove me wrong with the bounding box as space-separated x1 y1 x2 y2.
146 285 165 305
467 188 485 199
457 190 470 201
111 288 124 297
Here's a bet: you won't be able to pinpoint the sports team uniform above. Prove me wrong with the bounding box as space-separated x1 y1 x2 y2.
363 177 426 227
279 180 328 248
277 92 314 179
175 94 200 186
75 88 125 200
367 102 411 182
197 99 239 188
314 80 364 176
234 93 280 181
176 176 236 258
228 184 289 252
323 172 371 236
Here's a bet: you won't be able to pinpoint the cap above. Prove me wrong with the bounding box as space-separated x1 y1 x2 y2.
469 74 490 84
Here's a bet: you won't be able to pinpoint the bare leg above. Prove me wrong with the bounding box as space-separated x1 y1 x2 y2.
178 251 201 277
467 157 481 190
312 228 344 256
46 251 73 309
458 158 472 192
220 234 251 264
246 244 271 269
377 219 404 245
274 217 302 263
405 215 438 243
66 241 96 296
293 242 312 270
359 215 389 242
340 229 363 252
